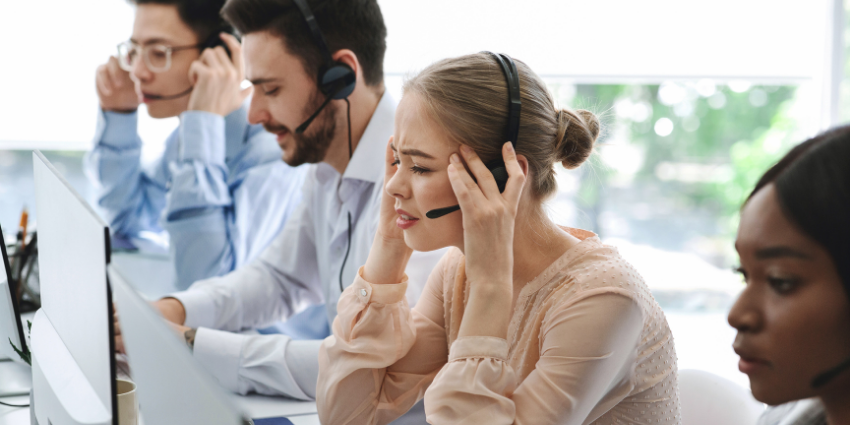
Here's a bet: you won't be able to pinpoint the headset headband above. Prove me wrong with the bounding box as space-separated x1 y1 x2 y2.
291 0 335 67
484 51 521 148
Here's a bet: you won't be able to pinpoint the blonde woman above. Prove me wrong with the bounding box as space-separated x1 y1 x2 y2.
317 53 681 424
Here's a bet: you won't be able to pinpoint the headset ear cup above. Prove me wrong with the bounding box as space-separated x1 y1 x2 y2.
485 160 509 193
319 63 356 100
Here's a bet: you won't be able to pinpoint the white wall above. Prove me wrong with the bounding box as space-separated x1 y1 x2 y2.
0 0 835 151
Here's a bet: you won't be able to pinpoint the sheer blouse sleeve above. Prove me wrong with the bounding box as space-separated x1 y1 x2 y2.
424 292 644 425
317 254 451 425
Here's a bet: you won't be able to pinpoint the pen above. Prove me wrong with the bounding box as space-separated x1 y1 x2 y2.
18 207 28 251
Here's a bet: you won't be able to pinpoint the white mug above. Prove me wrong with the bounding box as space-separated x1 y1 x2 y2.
116 378 139 425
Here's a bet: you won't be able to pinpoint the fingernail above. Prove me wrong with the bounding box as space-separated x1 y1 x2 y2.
450 154 460 163
506 142 514 153
460 145 473 154
447 163 456 173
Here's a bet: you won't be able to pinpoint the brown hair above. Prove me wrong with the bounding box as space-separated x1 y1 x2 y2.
403 52 600 199
222 0 387 87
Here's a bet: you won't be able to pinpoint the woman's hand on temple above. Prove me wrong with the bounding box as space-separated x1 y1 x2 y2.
361 137 414 285
449 142 526 338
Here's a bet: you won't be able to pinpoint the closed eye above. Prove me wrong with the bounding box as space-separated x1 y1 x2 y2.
410 165 431 175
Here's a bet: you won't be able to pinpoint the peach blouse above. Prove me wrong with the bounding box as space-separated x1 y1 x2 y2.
317 229 681 424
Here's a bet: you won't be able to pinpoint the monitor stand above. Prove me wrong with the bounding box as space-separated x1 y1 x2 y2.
0 359 31 397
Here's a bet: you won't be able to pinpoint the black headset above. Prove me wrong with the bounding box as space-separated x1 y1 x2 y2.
199 26 239 60
425 52 522 219
288 0 357 292
291 0 357 135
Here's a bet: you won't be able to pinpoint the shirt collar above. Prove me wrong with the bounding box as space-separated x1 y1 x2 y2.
341 91 396 184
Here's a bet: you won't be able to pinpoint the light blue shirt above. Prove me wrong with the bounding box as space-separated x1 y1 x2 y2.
84 102 307 290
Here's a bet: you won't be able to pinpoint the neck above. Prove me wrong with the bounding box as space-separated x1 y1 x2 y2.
323 85 383 175
509 205 580 293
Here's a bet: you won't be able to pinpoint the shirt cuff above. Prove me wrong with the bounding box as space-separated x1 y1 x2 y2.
193 327 244 392
353 266 409 305
99 109 140 148
168 290 216 329
178 111 226 163
449 336 509 362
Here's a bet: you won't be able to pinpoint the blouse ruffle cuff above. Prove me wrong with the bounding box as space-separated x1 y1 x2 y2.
449 336 509 362
352 266 409 305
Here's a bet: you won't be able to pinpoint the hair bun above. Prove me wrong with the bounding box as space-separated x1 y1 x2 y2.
554 108 600 169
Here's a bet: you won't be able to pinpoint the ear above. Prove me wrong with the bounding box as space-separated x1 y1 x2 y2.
331 49 360 81
515 154 530 176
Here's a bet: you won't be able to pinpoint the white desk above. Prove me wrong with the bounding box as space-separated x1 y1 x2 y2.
0 252 321 425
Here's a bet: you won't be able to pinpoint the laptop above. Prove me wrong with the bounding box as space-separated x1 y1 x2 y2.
108 264 300 425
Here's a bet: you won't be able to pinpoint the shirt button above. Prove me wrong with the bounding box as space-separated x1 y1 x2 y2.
359 289 368 297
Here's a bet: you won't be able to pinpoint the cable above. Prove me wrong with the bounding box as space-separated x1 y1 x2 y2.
0 399 30 408
344 98 352 159
339 212 352 293
338 99 354 293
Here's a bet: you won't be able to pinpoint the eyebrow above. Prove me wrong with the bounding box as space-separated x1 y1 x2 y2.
130 37 176 46
249 78 281 85
754 246 814 260
389 142 436 159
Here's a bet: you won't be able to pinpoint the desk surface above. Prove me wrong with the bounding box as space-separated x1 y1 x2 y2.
0 252 320 425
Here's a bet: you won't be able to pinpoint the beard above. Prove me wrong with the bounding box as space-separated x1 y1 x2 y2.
264 90 338 167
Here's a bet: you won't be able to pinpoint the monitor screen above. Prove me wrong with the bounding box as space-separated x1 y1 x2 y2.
33 150 116 418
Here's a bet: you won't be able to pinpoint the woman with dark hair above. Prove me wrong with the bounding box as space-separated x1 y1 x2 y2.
728 126 850 425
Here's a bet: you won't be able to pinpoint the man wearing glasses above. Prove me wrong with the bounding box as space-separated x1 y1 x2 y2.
85 0 306 289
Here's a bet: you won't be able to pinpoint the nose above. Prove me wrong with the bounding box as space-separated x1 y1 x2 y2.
130 54 153 83
385 161 410 201
728 282 762 334
247 92 269 125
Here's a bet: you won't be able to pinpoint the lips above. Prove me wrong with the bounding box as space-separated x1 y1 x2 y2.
396 208 419 230
734 347 771 374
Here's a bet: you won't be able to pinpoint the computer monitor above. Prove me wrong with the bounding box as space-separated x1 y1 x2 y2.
0 223 33 397
108 265 249 425
31 150 117 425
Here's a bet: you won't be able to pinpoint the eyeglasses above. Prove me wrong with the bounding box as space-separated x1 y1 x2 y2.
116 41 200 73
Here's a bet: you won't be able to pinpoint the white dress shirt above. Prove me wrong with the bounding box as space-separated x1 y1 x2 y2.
169 93 443 406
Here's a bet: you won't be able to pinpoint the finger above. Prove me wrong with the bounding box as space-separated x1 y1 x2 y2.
219 32 244 78
458 145 501 199
115 335 125 354
212 46 231 71
447 153 486 208
501 142 526 204
96 67 113 96
188 61 205 85
201 47 223 69
106 58 125 89
113 318 121 336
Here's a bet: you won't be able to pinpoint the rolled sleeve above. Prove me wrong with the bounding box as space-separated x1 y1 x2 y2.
352 268 409 305
178 111 225 163
169 290 217 329
193 327 245 392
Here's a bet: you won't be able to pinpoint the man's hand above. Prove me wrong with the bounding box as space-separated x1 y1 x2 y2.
187 33 252 116
154 297 187 325
96 56 140 113
113 303 126 354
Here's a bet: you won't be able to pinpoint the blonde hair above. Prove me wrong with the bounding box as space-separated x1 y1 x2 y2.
403 53 600 199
